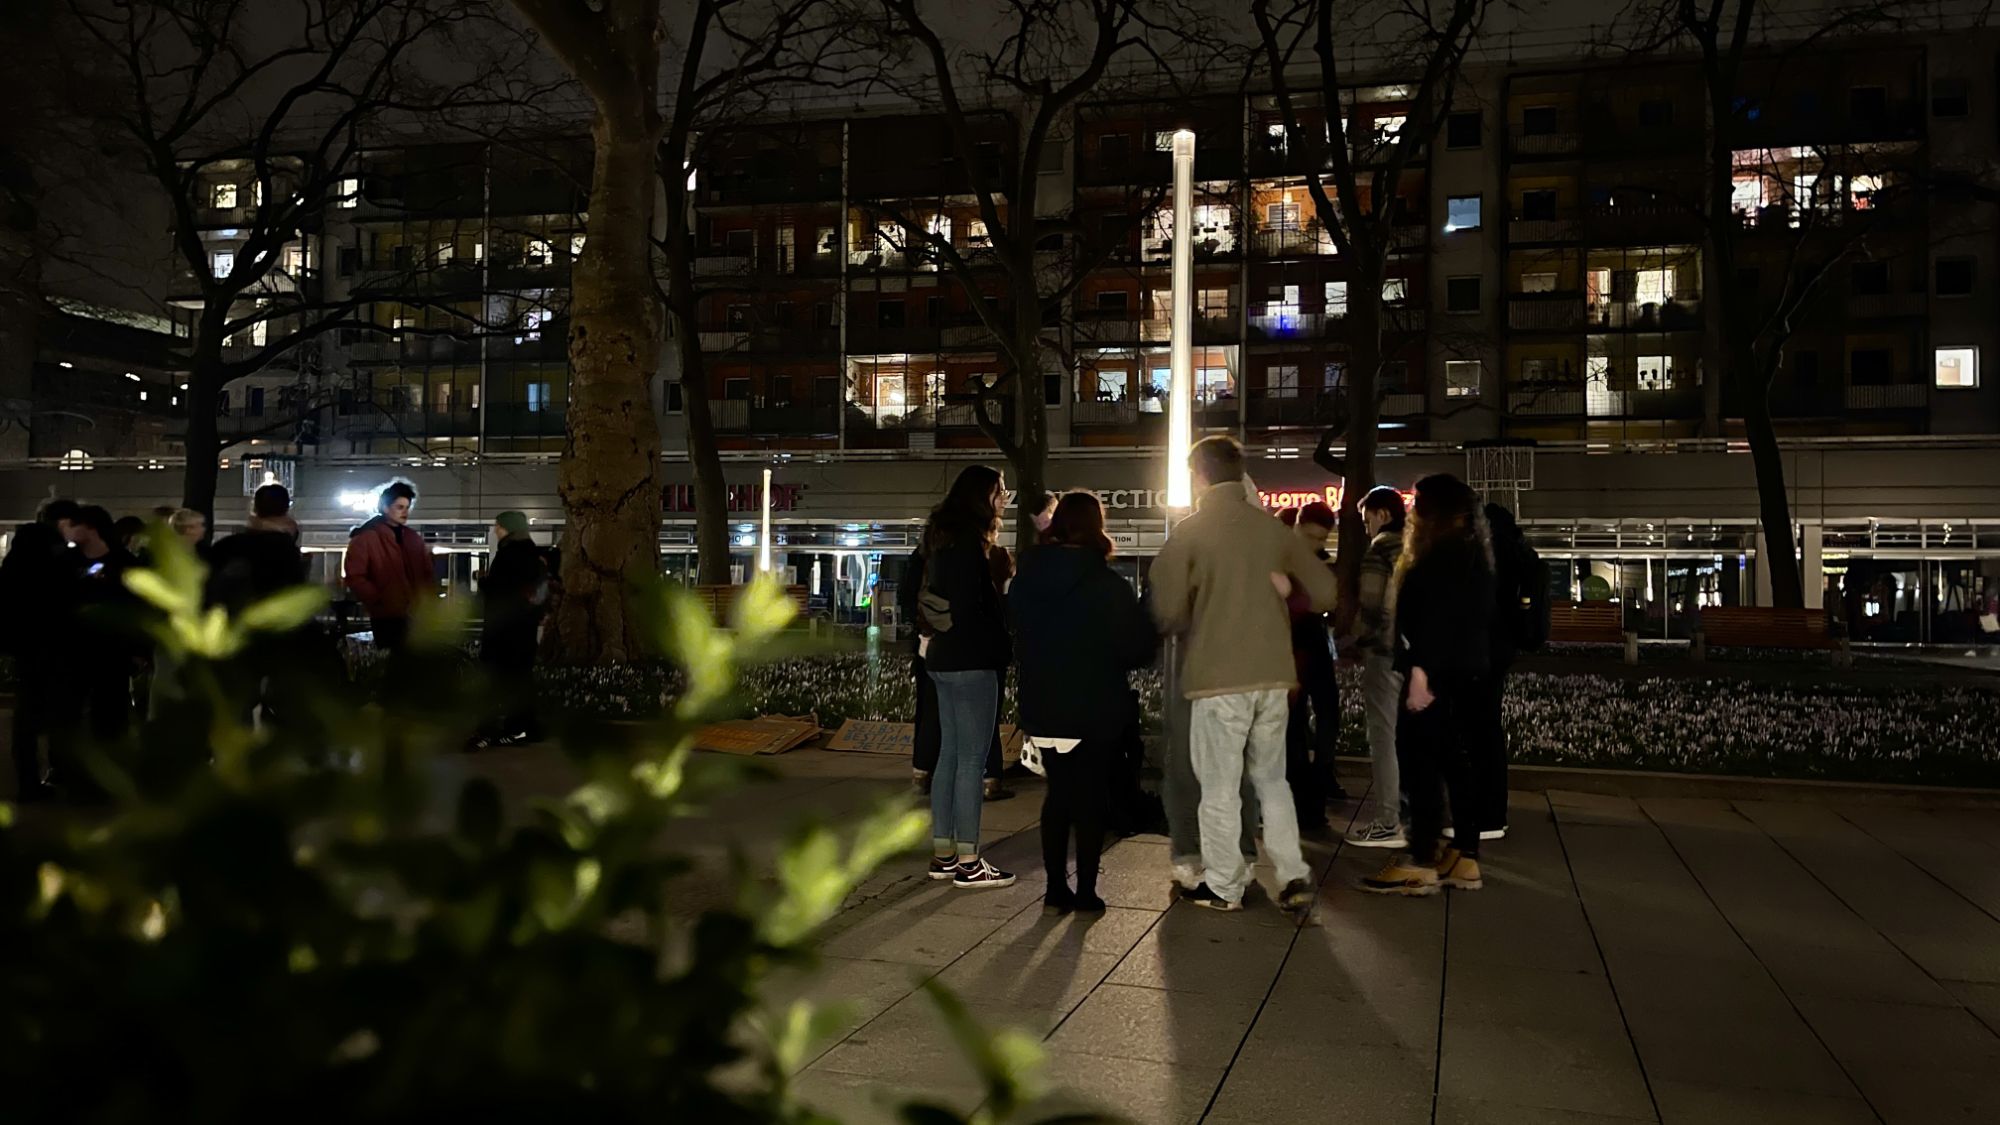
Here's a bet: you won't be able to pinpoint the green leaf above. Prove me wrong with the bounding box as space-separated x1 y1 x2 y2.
731 575 797 648
123 566 193 617
238 585 329 634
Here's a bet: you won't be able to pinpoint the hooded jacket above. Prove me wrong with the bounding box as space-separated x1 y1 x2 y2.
1010 544 1157 740
344 515 435 621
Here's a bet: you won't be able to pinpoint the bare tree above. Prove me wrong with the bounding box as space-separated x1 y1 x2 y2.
1251 0 1490 614
860 0 1172 549
1621 0 1926 609
65 0 503 520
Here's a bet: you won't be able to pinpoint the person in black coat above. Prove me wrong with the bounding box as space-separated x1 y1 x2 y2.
471 511 546 748
0 500 82 801
1280 502 1344 832
1363 473 1496 897
1012 491 1157 912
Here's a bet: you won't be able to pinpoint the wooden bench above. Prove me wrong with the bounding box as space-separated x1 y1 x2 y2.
690 584 812 626
1695 606 1848 665
1548 601 1638 664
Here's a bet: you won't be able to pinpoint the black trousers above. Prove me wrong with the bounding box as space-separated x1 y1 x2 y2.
912 651 1000 778
1285 643 1341 823
1470 661 1512 830
9 663 56 797
480 617 541 739
1397 673 1486 861
49 661 131 800
1041 737 1113 894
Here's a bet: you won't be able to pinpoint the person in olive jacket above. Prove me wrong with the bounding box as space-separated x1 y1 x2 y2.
915 465 1015 890
1011 490 1158 913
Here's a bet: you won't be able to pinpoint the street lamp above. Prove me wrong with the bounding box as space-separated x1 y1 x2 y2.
758 466 773 575
1166 127 1196 510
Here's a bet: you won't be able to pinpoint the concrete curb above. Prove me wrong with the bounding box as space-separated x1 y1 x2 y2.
1334 753 2000 808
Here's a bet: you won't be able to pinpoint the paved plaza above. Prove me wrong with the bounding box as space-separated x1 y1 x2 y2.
481 745 2000 1125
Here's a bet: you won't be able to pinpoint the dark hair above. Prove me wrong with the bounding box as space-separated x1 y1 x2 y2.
76 505 117 543
39 499 81 526
923 465 1003 555
1190 435 1245 486
113 515 145 546
1360 485 1407 532
1277 507 1298 527
1296 501 1337 531
1484 501 1520 541
379 479 418 512
1044 490 1113 558
253 483 292 519
1396 473 1491 580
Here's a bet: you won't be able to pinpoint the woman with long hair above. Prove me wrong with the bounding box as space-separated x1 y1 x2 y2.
916 465 1016 888
1011 491 1157 912
1362 473 1496 897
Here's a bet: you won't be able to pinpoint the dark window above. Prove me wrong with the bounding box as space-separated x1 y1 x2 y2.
814 375 838 404
1044 373 1063 406
775 300 795 327
1095 212 1127 247
724 377 751 400
1791 92 1822 120
1849 85 1888 119
925 295 942 324
666 382 684 413
1380 361 1409 392
1446 276 1480 313
1795 349 1821 386
1852 261 1889 295
1520 189 1558 221
1587 185 1613 208
1932 81 1970 117
1446 111 1481 149
723 228 753 255
1520 106 1559 137
1850 348 1892 384
1097 133 1129 163
1097 290 1129 313
337 246 360 275
1638 99 1673 128
1036 231 1065 252
391 244 412 269
1936 257 1974 296
248 387 265 417
770 375 793 405
876 300 905 329
1731 95 1761 122
1037 140 1066 174
813 302 834 330
725 304 750 329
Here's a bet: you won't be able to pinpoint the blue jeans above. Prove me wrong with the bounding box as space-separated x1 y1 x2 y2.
930 668 999 853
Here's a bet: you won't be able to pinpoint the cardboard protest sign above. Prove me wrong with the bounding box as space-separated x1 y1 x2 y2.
693 714 820 756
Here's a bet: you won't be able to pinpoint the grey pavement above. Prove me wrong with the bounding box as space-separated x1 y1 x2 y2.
617 746 2000 1125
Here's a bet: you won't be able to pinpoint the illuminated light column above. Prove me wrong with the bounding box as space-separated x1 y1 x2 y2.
758 467 773 575
1167 127 1196 509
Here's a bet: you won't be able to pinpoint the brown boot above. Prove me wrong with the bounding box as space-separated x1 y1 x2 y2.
1435 847 1483 891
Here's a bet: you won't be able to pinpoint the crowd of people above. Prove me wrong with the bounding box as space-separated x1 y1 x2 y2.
2 480 554 801
910 434 1545 911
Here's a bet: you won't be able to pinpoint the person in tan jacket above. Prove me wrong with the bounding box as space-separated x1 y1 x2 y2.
1150 436 1338 912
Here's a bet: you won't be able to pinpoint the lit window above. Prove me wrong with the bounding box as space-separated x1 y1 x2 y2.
335 177 360 208
527 382 553 411
1266 200 1301 231
249 316 267 347
1154 131 1176 152
525 238 553 267
1264 284 1301 330
1636 355 1672 390
1269 364 1299 399
251 182 264 206
1095 369 1127 400
1325 281 1348 317
138 390 148 402
1586 268 1611 305
1935 346 1978 388
1372 115 1407 146
1731 172 1766 216
569 234 586 258
211 183 239 208
210 250 235 278
1635 268 1676 305
1197 288 1231 317
281 244 305 275
926 214 952 243
435 240 454 265
1520 272 1557 294
1323 362 1345 391
966 220 989 246
1382 278 1408 303
1196 366 1232 404
1444 195 1481 232
816 226 837 255
1446 360 1482 398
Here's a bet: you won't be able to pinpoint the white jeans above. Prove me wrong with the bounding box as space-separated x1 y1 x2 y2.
1190 689 1310 903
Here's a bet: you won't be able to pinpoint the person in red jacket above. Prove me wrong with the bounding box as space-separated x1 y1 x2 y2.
343 480 435 652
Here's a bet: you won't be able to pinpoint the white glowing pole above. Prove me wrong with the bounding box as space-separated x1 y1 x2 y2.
758 467 773 575
1166 128 1196 509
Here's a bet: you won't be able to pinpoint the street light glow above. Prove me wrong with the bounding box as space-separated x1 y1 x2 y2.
758 467 773 574
1167 127 1195 509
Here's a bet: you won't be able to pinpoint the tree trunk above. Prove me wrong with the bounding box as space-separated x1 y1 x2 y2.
554 115 663 663
662 246 730 586
1328 260 1385 632
1008 320 1047 554
1742 385 1804 609
180 326 227 520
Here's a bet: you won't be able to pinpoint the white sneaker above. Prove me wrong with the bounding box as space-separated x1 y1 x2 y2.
1443 826 1508 842
1170 862 1203 891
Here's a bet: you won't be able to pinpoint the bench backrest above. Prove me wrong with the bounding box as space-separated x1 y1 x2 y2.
1698 606 1832 648
1548 601 1625 642
690 584 811 622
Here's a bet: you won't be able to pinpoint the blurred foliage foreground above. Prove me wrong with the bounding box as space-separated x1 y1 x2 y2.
0 535 1103 1125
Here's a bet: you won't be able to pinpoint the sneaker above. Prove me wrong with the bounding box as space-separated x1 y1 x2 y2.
912 769 932 796
952 857 1016 889
1360 857 1442 896
927 855 959 881
1346 823 1407 849
982 778 1015 802
1170 862 1203 891
1435 848 1483 890
1443 826 1508 842
1278 878 1315 912
1180 882 1244 912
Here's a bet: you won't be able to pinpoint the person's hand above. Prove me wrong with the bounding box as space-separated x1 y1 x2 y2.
1405 666 1434 712
1270 572 1293 599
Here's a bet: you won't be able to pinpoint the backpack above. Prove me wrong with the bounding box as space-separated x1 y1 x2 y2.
1508 540 1551 651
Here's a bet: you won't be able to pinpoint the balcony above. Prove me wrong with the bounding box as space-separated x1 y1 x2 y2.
1844 292 1927 319
844 325 943 354
1844 383 1927 410
712 398 840 436
1250 225 1338 259
1508 126 1581 158
1072 312 1236 346
1507 215 1578 244
1247 311 1338 341
844 397 1014 449
700 327 839 356
1380 392 1427 416
1246 390 1336 430
1385 306 1427 335
1587 299 1701 333
1073 400 1143 427
1507 294 1586 333
1582 202 1700 246
1508 388 1585 417
696 168 842 207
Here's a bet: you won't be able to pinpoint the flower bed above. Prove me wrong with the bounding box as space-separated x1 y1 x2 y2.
533 654 2000 788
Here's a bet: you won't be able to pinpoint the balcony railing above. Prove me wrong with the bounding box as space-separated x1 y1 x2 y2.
1380 392 1427 416
712 399 840 435
1246 390 1335 429
1249 226 1338 259
1844 383 1928 410
1844 292 1927 319
1248 311 1339 340
1506 215 1578 244
1072 313 1235 345
1507 295 1587 332
1072 400 1143 426
1508 388 1586 417
1508 127 1581 157
1587 299 1701 332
